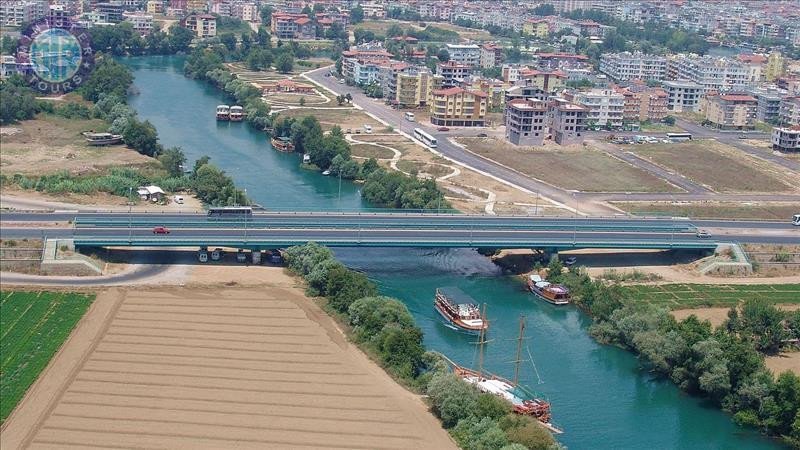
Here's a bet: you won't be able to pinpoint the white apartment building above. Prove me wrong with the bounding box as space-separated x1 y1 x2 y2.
1 0 47 26
445 44 482 68
599 52 667 82
662 80 704 112
569 89 625 128
668 55 750 92
123 11 153 34
360 3 385 19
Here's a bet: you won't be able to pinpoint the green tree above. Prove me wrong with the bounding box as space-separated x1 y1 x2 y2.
1 35 18 54
79 57 134 102
437 48 450 62
219 33 238 52
167 24 194 52
350 6 364 24
159 147 187 177
426 373 479 428
347 296 416 341
532 4 555 16
122 119 161 156
451 416 509 450
325 265 378 313
0 78 38 124
260 5 274 25
275 53 294 73
739 299 787 354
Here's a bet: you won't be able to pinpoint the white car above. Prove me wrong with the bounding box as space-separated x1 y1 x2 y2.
211 248 223 261
364 125 373 133
198 252 208 263
696 230 712 239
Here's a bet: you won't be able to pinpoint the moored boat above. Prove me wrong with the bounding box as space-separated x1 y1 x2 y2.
271 136 295 152
83 132 123 146
434 287 487 333
229 105 244 121
216 105 230 120
527 274 570 305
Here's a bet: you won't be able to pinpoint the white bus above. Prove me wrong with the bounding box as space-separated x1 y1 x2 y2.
666 132 692 142
207 206 253 219
793 214 800 226
405 112 415 122
414 128 437 148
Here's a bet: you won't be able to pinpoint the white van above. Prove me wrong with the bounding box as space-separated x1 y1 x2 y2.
364 124 373 133
405 112 415 122
174 195 184 204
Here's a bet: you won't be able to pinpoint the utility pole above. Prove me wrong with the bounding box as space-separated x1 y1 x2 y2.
128 187 133 244
337 170 342 207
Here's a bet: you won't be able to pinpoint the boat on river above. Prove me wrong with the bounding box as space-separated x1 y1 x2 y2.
527 274 570 305
229 105 244 121
216 104 230 120
434 287 487 333
443 315 562 434
271 136 295 152
83 132 123 146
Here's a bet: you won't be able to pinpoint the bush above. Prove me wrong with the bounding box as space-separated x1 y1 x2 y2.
426 372 480 428
451 416 509 450
498 414 557 450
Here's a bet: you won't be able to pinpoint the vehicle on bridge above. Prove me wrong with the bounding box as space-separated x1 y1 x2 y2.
793 214 800 226
152 226 170 234
434 287 487 333
696 230 712 238
207 206 253 219
527 275 570 306
414 128 438 148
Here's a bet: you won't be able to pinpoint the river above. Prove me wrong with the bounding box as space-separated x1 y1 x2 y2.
125 55 779 449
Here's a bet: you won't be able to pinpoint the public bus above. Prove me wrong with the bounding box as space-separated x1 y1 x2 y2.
414 128 437 148
666 132 692 142
207 206 253 219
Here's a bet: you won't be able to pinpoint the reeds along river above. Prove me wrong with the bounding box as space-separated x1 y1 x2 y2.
124 55 780 450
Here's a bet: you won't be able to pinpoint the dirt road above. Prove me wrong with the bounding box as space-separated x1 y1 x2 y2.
1 277 456 449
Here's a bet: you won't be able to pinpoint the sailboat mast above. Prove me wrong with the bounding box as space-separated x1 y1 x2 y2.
478 303 487 375
514 315 526 385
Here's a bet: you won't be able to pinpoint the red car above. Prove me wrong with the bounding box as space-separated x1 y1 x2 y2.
152 226 170 234
437 126 450 131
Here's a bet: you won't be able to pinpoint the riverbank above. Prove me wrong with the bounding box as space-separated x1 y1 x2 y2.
0 269 458 450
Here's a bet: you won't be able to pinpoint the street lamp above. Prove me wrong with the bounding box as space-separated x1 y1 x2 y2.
128 187 133 244
243 188 248 242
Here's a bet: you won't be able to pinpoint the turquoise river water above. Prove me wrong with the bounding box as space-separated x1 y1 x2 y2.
125 55 779 449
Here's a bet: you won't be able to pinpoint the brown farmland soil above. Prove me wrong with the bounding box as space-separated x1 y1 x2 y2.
1 283 456 450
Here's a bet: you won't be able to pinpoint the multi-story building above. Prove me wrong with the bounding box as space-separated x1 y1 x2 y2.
748 86 787 123
599 52 667 82
480 44 503 69
341 43 394 83
764 51 785 82
505 98 548 146
185 0 207 12
523 18 549 38
123 11 153 34
437 61 473 88
445 44 481 67
182 13 216 38
779 97 800 126
616 84 669 123
0 0 47 26
394 69 443 108
703 93 758 130
737 54 767 83
95 2 125 22
667 55 750 92
47 4 69 28
549 98 587 145
360 2 386 19
662 80 704 112
271 13 314 40
518 68 567 93
567 89 625 129
429 87 488 127
146 0 163 14
772 126 800 151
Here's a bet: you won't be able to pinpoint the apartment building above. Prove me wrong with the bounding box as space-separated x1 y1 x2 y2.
764 51 785 82
505 98 548 146
270 13 314 40
445 44 482 67
123 11 154 34
394 69 443 108
772 126 800 151
616 84 669 123
480 44 503 69
429 87 488 127
518 68 567 93
567 89 625 129
1 0 47 26
146 0 164 14
360 3 386 19
599 52 667 82
737 54 767 83
523 19 549 38
748 86 787 123
667 55 750 92
662 80 704 112
185 0 207 12
182 13 216 38
779 97 800 127
341 43 394 83
437 61 474 88
703 93 758 130
549 98 587 145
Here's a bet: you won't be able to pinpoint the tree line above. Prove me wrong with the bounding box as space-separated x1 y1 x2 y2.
283 242 560 450
544 259 800 446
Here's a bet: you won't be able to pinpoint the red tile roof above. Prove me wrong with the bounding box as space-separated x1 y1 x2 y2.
718 94 757 102
737 54 767 64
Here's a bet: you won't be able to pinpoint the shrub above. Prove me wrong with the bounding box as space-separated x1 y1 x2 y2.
498 414 557 450
451 416 509 450
426 372 480 428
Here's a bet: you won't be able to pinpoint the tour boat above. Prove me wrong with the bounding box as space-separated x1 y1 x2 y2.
271 136 295 152
434 287 487 333
527 274 570 305
216 105 230 120
229 105 244 121
83 132 122 146
442 316 562 434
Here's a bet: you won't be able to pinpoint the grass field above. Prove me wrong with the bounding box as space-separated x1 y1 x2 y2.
621 284 800 309
0 291 94 423
277 108 382 131
632 140 793 192
611 201 800 220
350 143 396 159
457 137 678 192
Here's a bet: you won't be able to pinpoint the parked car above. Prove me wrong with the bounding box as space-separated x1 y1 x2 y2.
338 79 345 84
437 126 450 131
477 133 488 138
696 230 712 238
564 256 578 266
152 226 170 234
198 251 208 263
236 251 247 263
364 124 373 133
173 195 184 204
211 248 223 261
738 134 748 139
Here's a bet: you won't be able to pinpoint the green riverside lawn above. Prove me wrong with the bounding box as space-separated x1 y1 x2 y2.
0 291 94 423
620 284 800 309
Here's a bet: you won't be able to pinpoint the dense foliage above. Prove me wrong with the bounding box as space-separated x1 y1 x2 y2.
553 264 800 445
362 166 449 210
0 76 38 124
78 57 134 103
283 243 560 449
89 22 194 56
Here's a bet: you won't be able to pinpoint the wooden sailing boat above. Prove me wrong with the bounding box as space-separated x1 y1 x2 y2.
450 311 562 433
